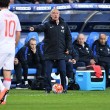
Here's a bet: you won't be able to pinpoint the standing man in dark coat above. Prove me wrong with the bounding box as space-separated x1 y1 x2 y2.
30 8 72 93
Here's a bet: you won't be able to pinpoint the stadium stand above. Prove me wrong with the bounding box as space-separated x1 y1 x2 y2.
14 0 110 4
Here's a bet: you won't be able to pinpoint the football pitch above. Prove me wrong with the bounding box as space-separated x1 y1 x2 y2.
0 89 110 110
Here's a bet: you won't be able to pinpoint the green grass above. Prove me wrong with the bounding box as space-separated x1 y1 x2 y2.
1 89 110 110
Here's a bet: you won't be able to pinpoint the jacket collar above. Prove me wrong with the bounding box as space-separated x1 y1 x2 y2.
49 17 64 24
97 40 108 47
74 40 88 47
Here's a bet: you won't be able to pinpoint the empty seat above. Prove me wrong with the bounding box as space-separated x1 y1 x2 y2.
27 68 37 75
71 32 79 43
15 41 24 54
107 36 110 47
25 32 39 44
86 32 99 48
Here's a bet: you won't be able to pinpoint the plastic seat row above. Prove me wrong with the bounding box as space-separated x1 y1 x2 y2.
71 32 110 48
14 32 110 75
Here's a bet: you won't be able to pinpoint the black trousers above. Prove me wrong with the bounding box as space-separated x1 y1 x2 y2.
14 63 22 84
73 62 86 68
40 60 46 77
98 62 110 83
66 62 86 79
22 63 42 81
66 62 74 79
45 60 66 91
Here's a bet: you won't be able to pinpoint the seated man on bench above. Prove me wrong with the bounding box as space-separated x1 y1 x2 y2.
73 33 97 66
18 38 42 88
92 33 110 87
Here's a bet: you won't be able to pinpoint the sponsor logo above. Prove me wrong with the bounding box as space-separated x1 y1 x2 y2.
75 4 95 8
93 25 110 30
69 25 77 30
56 5 71 10
50 26 54 28
61 30 64 33
36 6 51 10
98 4 110 9
100 48 103 51
15 7 31 10
61 26 64 29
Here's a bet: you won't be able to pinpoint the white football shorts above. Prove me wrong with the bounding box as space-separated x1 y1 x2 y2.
0 53 15 70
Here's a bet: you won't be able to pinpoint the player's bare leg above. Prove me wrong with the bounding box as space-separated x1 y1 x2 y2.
1 70 11 104
0 78 8 104
0 79 5 92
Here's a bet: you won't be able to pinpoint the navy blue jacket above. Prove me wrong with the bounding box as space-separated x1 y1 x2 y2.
33 17 72 60
73 40 97 63
18 45 40 67
64 47 79 62
92 40 110 63
37 41 45 61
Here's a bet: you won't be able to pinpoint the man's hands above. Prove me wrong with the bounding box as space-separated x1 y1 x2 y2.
71 59 76 64
66 49 76 64
31 48 36 54
68 59 76 64
65 50 69 55
14 58 19 65
90 59 96 65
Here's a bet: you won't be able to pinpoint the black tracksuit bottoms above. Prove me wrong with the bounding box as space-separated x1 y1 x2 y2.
45 59 66 91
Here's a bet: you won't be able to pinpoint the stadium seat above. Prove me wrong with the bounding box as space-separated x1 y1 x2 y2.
71 32 79 43
27 68 37 75
15 41 24 54
11 68 37 75
86 32 99 48
107 36 110 75
107 36 110 47
25 32 39 44
28 68 57 75
52 68 57 73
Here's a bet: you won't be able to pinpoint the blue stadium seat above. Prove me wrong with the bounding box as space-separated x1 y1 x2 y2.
107 36 110 76
27 68 57 75
11 68 57 75
27 68 37 75
15 41 24 54
86 32 99 48
71 32 79 43
25 32 39 44
107 36 110 47
11 68 37 75
52 68 57 73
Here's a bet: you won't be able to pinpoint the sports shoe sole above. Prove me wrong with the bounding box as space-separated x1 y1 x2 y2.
0 89 8 104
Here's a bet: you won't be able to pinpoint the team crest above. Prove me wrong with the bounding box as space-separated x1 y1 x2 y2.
100 48 103 51
61 26 64 29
